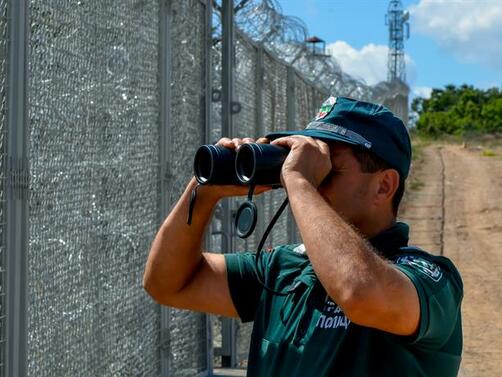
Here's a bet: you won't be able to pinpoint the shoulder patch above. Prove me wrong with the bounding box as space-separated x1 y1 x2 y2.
396 255 443 282
315 96 337 120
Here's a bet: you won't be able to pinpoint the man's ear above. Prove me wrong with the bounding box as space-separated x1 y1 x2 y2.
375 169 400 204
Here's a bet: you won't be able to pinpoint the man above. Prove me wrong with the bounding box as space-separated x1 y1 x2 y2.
143 97 463 376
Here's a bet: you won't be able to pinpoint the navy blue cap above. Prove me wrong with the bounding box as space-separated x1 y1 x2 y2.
266 96 412 179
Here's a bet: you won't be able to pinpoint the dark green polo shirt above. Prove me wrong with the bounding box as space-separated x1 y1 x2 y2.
224 222 463 377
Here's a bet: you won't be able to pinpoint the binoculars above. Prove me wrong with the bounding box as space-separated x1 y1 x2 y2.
193 143 289 188
192 142 290 239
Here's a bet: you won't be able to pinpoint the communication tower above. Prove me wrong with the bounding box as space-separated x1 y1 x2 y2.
385 0 410 82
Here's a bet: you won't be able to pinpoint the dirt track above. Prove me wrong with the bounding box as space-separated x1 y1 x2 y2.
399 143 502 377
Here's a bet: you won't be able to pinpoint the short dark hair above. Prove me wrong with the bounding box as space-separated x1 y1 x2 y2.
351 147 405 216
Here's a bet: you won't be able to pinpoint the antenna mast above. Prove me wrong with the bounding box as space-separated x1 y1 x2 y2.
385 0 410 82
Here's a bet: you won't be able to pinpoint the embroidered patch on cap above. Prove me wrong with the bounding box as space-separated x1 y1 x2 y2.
396 255 443 282
315 96 337 120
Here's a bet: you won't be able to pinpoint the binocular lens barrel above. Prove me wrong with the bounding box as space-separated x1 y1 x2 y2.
194 145 241 185
194 143 289 186
236 143 289 186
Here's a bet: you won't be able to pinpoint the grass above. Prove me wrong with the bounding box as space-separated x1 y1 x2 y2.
482 149 497 157
409 180 425 191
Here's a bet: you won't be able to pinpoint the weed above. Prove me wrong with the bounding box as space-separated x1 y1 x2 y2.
482 149 497 157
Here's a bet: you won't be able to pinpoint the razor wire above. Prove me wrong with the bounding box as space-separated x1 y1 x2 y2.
230 0 409 108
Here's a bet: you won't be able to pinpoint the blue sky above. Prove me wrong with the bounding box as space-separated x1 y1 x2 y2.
276 0 502 99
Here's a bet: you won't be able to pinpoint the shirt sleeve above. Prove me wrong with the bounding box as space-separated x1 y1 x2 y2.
224 251 270 322
393 255 463 348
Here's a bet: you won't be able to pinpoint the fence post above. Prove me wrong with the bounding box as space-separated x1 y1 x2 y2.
159 0 172 375
203 0 214 373
220 0 237 368
5 0 29 376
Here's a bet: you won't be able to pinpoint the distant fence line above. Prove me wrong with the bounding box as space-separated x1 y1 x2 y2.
0 1 409 376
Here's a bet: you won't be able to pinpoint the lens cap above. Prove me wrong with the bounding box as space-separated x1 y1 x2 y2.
235 201 258 239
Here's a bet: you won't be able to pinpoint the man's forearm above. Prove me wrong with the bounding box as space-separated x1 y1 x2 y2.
143 177 220 300
285 177 388 310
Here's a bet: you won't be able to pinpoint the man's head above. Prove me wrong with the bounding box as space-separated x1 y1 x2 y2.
266 96 411 234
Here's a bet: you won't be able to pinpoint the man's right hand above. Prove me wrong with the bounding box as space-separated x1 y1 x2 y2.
196 136 274 200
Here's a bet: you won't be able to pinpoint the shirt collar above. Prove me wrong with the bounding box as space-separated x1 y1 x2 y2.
369 221 409 259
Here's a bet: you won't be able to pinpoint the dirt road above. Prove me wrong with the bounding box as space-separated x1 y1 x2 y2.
399 143 502 377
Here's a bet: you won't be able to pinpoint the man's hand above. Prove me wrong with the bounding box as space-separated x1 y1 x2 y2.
270 135 332 188
197 137 273 199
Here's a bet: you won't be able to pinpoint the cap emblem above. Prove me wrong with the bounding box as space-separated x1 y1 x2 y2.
315 96 337 120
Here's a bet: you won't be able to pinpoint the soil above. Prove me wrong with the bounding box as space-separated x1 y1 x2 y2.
399 143 502 377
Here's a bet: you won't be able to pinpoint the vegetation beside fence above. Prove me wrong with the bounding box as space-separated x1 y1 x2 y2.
412 85 502 136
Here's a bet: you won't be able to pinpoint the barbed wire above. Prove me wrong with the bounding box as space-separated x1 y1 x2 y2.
215 0 409 103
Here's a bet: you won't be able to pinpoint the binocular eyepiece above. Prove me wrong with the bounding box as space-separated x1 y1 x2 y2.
194 143 289 187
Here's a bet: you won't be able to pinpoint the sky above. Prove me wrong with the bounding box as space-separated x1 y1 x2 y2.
276 0 502 100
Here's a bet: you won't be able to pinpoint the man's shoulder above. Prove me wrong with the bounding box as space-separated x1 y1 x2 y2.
393 246 463 294
260 243 312 279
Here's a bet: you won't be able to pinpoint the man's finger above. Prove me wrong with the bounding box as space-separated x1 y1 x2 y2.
232 138 244 148
313 138 330 155
270 136 297 147
215 137 234 147
256 137 269 144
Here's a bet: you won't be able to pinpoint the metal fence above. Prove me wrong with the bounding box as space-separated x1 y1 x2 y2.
0 0 7 373
1 0 409 376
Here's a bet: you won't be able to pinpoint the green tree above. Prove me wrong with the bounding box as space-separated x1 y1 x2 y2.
413 84 502 136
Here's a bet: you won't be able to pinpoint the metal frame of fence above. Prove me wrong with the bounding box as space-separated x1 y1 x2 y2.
5 1 29 376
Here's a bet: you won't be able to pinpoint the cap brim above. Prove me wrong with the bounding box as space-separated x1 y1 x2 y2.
265 129 361 148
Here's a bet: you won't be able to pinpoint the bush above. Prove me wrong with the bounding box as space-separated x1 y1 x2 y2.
412 85 502 136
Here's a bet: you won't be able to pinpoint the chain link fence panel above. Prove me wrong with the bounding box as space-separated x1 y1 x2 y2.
166 0 209 375
28 1 161 376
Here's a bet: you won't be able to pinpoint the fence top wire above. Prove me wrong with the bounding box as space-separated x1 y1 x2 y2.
216 0 409 102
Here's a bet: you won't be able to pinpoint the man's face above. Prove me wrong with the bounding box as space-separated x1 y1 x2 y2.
317 142 377 229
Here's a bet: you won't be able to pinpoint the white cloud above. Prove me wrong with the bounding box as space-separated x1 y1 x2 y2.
326 41 416 86
409 0 502 71
413 86 432 99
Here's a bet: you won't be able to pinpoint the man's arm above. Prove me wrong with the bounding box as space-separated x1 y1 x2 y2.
143 137 272 317
143 177 239 317
286 177 420 336
270 135 420 336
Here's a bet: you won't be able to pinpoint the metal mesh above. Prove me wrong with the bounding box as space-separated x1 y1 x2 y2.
233 32 261 254
167 0 208 375
0 0 7 374
261 52 289 249
28 1 161 376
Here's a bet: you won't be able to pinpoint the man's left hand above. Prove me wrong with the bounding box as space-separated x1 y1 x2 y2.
270 136 332 189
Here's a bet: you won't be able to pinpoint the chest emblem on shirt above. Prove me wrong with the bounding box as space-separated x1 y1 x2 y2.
315 296 351 330
396 255 443 282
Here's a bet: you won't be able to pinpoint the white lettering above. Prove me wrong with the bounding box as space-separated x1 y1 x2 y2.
316 314 326 328
315 315 351 330
325 317 333 329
